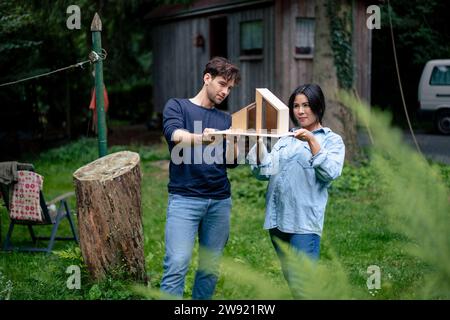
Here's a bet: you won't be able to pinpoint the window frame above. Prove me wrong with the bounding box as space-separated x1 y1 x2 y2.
239 19 264 60
429 65 450 86
294 17 315 60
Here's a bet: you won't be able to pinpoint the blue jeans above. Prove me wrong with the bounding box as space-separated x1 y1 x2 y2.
269 228 320 298
160 194 231 300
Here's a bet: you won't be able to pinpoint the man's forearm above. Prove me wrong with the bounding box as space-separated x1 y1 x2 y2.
172 129 203 146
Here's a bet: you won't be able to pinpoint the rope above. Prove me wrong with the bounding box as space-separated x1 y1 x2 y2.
0 49 107 88
387 0 422 155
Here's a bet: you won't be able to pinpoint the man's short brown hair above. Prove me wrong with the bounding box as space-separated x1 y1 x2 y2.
203 57 241 85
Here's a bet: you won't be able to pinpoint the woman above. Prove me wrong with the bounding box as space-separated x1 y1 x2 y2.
247 84 345 295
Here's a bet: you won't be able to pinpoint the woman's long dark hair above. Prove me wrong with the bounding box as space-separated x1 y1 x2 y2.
288 84 326 126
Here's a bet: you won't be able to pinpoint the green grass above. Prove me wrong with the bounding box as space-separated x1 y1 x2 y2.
1 136 449 300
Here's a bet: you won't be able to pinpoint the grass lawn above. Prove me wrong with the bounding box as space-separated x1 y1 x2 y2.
0 138 449 300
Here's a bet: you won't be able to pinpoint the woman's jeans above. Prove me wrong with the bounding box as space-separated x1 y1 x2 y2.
160 194 231 300
269 228 320 298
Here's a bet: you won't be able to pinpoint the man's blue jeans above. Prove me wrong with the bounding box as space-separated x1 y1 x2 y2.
269 228 320 298
160 193 231 300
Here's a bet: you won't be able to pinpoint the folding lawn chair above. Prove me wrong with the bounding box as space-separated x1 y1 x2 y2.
0 162 78 254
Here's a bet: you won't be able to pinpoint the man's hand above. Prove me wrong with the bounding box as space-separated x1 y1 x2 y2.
202 128 217 143
172 129 215 146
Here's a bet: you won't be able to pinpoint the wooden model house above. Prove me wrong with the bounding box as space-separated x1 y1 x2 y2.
216 88 292 137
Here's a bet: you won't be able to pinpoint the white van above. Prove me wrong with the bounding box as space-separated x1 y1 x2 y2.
418 59 450 134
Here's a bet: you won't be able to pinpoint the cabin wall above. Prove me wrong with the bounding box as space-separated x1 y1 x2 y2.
226 5 275 112
275 0 315 104
152 0 372 114
152 5 275 113
152 17 210 112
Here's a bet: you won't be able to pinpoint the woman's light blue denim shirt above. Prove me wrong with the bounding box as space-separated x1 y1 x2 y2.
247 127 345 236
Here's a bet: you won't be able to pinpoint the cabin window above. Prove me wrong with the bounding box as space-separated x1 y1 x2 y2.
430 65 450 86
295 18 315 57
240 20 263 56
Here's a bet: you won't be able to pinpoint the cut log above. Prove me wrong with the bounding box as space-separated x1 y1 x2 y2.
73 151 146 283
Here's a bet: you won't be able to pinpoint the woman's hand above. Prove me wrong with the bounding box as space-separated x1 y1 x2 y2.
294 129 321 155
294 128 313 142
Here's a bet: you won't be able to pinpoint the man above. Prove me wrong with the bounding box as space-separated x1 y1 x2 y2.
161 57 240 299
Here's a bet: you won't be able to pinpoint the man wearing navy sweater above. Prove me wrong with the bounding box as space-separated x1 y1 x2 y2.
161 57 240 299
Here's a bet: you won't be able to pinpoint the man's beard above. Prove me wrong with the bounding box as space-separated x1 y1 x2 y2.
207 91 221 106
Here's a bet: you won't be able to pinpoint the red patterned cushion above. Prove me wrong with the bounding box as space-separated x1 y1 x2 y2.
10 170 44 222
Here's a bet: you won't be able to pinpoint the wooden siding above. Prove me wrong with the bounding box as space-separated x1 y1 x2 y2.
152 0 372 113
353 0 372 103
152 17 210 112
152 4 274 113
275 0 315 104
227 5 275 112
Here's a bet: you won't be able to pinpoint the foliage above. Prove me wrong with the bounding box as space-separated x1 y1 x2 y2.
0 271 13 300
86 268 140 300
36 137 169 168
381 0 450 66
53 246 84 265
38 137 99 164
339 91 450 299
0 2 41 52
371 0 450 127
0 0 158 146
330 159 380 196
326 0 353 90
228 168 267 207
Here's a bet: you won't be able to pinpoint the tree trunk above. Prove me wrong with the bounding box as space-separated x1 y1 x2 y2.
73 151 146 283
313 0 360 162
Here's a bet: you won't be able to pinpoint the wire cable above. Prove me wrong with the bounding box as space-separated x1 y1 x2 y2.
387 0 422 155
0 49 107 88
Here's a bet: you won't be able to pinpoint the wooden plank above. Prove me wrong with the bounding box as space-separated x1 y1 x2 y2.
231 108 248 130
265 101 278 130
277 104 289 134
212 129 295 138
255 89 263 131
256 88 289 111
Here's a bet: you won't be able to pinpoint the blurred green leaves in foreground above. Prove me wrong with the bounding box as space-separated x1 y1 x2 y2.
339 91 450 299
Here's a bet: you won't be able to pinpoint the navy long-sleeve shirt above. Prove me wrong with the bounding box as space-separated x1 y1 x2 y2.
163 98 236 199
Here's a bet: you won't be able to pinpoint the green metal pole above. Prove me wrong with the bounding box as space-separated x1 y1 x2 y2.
91 13 107 157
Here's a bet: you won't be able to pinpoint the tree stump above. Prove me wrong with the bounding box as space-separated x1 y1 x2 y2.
73 151 146 282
